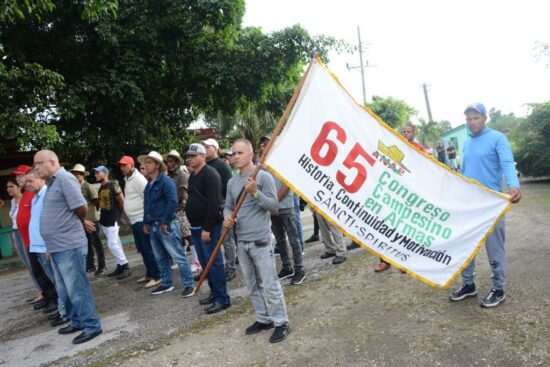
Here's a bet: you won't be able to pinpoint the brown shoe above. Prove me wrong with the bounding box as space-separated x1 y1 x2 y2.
374 262 391 272
136 276 151 283
144 279 160 288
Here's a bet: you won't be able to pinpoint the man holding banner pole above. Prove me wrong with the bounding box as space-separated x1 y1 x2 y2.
449 103 521 308
223 139 291 343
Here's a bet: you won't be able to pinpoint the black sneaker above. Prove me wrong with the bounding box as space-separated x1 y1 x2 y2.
106 264 122 277
278 268 294 280
291 271 305 285
332 256 346 265
151 285 174 295
181 286 195 298
94 266 106 276
273 246 281 257
346 241 361 250
269 323 291 343
305 235 319 243
480 288 505 308
245 321 274 335
449 283 477 301
116 264 131 280
320 252 336 260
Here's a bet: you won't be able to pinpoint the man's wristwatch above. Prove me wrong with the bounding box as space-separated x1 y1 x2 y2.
252 190 260 200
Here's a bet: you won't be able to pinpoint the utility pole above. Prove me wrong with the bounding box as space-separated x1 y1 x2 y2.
422 83 433 122
346 26 368 105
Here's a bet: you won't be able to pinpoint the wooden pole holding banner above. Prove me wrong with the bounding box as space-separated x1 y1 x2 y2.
194 54 319 294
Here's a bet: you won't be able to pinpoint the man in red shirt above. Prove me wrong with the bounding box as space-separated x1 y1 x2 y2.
374 124 426 273
11 165 43 303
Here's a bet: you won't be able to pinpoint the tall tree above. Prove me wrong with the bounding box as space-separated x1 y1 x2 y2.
511 101 550 177
415 118 440 148
1 1 344 164
366 96 416 130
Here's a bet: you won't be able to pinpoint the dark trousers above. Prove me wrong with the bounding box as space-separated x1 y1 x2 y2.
272 208 303 273
131 221 161 280
28 250 58 304
313 212 319 236
86 222 105 269
191 224 230 305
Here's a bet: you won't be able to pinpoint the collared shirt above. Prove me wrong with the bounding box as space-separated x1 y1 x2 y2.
143 173 178 225
29 185 47 253
40 167 87 253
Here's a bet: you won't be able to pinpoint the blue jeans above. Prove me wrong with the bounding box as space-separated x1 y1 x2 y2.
238 240 288 326
191 224 229 305
132 221 161 280
462 219 506 290
293 195 305 250
37 253 66 317
50 246 102 333
149 220 195 289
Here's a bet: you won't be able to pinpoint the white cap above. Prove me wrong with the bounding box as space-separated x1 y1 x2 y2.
200 138 219 150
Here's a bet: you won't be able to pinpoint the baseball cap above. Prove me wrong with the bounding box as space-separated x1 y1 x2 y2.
464 103 486 116
12 164 33 176
118 156 135 165
186 143 206 156
200 138 219 150
259 134 271 142
93 165 109 174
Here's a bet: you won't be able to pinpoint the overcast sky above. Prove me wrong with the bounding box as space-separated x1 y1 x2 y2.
243 0 550 127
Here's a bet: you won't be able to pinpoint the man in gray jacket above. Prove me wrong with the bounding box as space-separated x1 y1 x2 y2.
223 138 291 343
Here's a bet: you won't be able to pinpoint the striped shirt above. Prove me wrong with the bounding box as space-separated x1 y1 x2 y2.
40 167 87 253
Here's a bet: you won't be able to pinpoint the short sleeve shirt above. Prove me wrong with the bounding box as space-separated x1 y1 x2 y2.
98 181 122 226
81 180 100 222
40 167 87 253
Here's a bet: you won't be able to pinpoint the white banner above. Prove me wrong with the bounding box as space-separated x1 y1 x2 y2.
263 59 511 288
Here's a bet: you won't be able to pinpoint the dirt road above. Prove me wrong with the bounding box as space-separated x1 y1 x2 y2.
1 180 549 367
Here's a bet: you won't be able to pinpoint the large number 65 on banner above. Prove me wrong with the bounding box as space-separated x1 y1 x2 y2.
263 59 511 288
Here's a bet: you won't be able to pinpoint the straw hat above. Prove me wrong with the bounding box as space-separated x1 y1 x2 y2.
137 151 167 171
162 149 184 165
69 163 90 177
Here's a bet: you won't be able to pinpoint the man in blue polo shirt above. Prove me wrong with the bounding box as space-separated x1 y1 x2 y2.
449 103 522 308
34 150 102 344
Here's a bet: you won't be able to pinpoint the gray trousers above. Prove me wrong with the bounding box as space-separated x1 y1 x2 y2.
462 219 506 290
11 230 42 292
238 240 289 326
316 212 346 257
271 208 303 272
223 229 237 273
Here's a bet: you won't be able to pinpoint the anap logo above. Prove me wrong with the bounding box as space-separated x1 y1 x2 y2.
372 141 410 176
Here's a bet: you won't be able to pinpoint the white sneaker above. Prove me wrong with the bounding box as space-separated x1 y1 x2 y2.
171 264 178 270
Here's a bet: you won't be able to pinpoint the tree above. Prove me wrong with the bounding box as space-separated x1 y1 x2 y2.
0 62 63 152
366 96 416 130
487 108 522 136
232 108 277 151
1 1 344 164
511 101 550 177
415 118 440 148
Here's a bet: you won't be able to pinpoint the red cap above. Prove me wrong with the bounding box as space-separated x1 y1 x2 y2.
12 164 32 176
118 156 135 165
